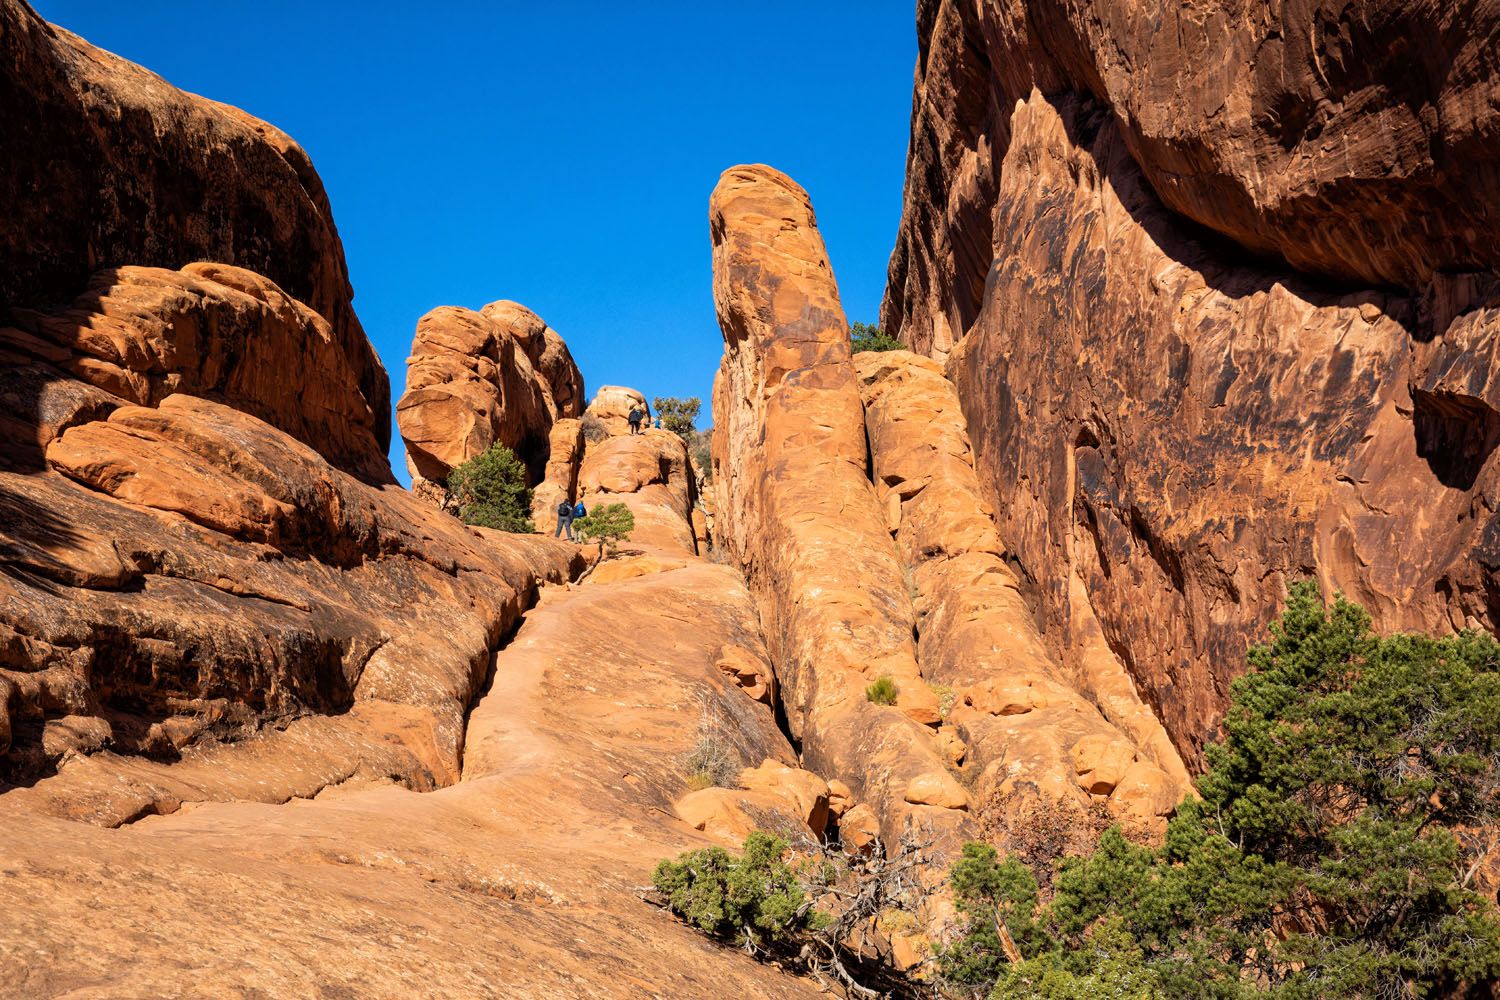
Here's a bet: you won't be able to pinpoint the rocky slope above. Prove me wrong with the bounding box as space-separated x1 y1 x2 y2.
0 11 833 994
883 0 1500 763
709 165 1188 872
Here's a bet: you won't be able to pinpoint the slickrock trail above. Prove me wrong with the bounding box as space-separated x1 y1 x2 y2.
5 0 1500 994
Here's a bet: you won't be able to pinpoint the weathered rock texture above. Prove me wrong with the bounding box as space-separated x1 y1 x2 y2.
856 350 1188 839
585 384 652 436
884 0 1500 762
0 544 827 999
396 300 583 487
0 0 389 445
1 263 388 481
578 427 700 555
711 164 970 847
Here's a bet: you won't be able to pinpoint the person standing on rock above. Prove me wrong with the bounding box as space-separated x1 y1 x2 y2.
555 496 576 540
628 406 644 435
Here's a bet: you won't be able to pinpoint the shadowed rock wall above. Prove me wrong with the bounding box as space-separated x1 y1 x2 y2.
883 0 1500 762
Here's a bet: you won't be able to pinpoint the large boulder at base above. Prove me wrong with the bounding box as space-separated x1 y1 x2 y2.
396 301 583 487
883 0 1500 763
0 0 389 444
710 164 969 850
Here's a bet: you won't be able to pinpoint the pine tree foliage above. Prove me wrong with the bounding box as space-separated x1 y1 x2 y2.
945 581 1500 999
850 321 904 353
445 443 534 532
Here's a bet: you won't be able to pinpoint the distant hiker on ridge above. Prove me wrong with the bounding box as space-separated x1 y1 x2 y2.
628 406 644 435
555 496 576 540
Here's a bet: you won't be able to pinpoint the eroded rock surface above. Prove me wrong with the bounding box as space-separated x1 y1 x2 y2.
1 263 388 481
578 427 700 555
0 555 824 999
396 300 583 487
0 0 389 439
856 350 1188 839
585 384 652 436
884 0 1500 762
710 164 969 848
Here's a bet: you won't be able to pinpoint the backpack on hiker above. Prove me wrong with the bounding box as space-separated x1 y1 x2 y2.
573 502 587 519
558 500 573 517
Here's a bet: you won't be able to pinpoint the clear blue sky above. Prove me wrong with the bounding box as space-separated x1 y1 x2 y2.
33 2 918 482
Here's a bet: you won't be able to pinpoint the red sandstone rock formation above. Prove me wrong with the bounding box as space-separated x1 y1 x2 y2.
855 350 1189 840
884 0 1500 763
0 0 389 446
710 164 970 848
585 384 652 436
578 426 699 554
1 263 388 482
396 300 583 487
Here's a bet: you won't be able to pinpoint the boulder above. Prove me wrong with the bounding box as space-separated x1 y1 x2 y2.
584 385 650 436
577 428 698 554
396 301 582 487
710 164 969 851
738 759 831 835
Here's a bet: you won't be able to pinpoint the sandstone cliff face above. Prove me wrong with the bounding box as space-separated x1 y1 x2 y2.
1 263 388 482
855 350 1189 841
884 0 1500 762
711 165 972 848
396 300 583 487
0 0 389 445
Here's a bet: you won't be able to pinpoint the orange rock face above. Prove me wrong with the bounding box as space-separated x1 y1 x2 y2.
884 1 1500 763
0 0 389 442
855 350 1188 837
585 384 652 436
578 427 700 554
396 300 583 486
1 263 388 481
710 164 971 848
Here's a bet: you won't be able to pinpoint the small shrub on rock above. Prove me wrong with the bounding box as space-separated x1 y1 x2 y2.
574 502 634 555
652 831 821 952
652 396 701 439
580 412 609 443
445 444 534 532
865 674 898 706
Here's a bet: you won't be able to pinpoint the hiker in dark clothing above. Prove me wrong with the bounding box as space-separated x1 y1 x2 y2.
627 406 644 435
555 497 575 540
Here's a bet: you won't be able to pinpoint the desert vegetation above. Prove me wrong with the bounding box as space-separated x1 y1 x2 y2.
850 321 903 353
655 584 1500 998
445 443 535 532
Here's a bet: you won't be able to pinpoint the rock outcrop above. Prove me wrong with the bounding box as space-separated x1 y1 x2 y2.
0 0 389 444
883 0 1500 762
578 427 699 554
710 164 970 848
855 350 1188 839
396 300 583 487
1 263 388 481
585 384 651 435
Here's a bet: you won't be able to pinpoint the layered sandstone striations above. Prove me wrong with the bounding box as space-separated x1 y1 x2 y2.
0 0 389 445
884 0 1500 762
855 350 1188 840
711 164 968 846
396 300 583 488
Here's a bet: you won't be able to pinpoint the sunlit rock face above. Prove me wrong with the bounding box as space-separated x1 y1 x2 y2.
883 0 1500 763
0 0 390 451
710 164 973 850
396 300 583 488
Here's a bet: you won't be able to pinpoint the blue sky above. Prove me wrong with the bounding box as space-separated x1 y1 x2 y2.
34 2 918 481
